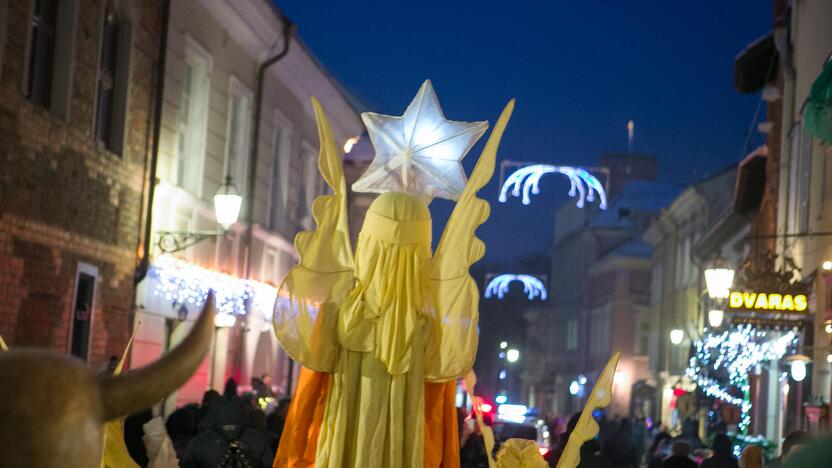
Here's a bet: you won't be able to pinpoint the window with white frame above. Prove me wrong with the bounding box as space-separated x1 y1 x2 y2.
176 37 211 198
565 319 578 351
296 143 316 228
675 236 691 288
589 312 609 356
224 77 252 202
268 112 292 231
635 318 650 356
69 262 98 362
262 247 280 284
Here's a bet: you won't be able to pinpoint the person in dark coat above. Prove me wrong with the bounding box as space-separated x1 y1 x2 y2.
166 405 199 463
181 396 274 468
647 431 672 468
601 418 638 468
662 441 697 468
459 408 489 468
701 433 739 468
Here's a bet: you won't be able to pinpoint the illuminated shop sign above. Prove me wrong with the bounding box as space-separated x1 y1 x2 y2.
728 291 808 312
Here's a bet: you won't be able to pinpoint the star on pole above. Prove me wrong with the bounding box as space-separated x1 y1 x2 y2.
351 80 488 201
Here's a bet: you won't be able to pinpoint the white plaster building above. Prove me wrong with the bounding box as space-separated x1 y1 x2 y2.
131 0 362 408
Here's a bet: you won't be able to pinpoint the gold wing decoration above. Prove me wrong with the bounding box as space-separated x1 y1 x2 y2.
273 98 355 372
424 99 516 382
102 324 141 468
556 351 620 468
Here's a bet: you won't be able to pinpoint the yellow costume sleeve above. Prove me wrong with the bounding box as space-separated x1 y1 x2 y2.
424 99 515 382
273 98 355 372
557 352 620 468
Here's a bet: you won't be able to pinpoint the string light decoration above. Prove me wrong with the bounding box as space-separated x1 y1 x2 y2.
685 325 797 433
498 164 607 209
149 255 279 318
484 274 548 300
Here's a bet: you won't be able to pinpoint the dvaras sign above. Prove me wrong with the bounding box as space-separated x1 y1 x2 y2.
728 291 808 312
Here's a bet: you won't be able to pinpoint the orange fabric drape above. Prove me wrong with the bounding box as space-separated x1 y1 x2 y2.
424 380 460 468
275 369 460 468
274 368 331 468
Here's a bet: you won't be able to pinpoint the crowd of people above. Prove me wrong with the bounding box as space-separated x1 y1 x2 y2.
121 376 290 468
116 377 816 468
459 410 815 468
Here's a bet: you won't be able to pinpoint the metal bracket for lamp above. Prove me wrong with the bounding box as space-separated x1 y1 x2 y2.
155 175 243 254
156 230 227 254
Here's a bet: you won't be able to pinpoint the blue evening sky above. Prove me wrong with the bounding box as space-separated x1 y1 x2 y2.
277 0 772 265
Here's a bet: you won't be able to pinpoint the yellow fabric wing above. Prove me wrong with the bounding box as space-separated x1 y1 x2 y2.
556 351 620 468
273 97 355 372
102 324 141 468
424 100 515 382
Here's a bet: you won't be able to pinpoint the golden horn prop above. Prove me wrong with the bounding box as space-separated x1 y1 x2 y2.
97 292 215 421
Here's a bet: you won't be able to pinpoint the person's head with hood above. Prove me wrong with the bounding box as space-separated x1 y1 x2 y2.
203 396 247 439
711 433 733 457
619 417 632 434
201 389 220 409
167 406 198 439
223 377 238 398
682 419 697 435
338 192 433 375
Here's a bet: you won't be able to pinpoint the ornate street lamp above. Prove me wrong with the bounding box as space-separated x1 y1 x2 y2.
157 176 243 253
704 257 734 330
213 176 243 230
708 309 725 328
704 257 735 300
670 329 685 346
786 354 811 382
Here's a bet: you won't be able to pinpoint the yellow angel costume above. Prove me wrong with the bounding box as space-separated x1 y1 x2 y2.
273 82 515 467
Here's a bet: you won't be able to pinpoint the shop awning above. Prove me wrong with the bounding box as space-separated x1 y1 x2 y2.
804 58 832 144
734 32 777 93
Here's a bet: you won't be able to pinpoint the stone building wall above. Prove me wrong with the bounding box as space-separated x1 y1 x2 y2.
0 0 162 366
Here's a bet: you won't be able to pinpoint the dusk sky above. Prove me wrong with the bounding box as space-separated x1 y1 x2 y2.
278 0 772 266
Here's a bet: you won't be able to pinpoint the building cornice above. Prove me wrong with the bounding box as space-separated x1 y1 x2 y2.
195 0 363 141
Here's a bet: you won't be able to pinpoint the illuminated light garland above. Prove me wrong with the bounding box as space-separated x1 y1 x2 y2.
498 164 607 210
686 325 797 433
149 255 280 318
484 274 548 300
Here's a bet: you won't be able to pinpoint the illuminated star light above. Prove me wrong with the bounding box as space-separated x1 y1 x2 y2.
352 80 488 201
484 274 548 300
499 164 607 209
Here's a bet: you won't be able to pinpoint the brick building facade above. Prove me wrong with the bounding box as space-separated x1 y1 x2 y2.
0 0 162 366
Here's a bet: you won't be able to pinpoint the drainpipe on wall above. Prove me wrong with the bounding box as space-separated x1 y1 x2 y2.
235 14 295 389
242 15 294 279
134 0 171 286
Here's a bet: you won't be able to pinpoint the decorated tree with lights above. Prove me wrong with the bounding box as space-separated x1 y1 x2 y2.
686 326 796 434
